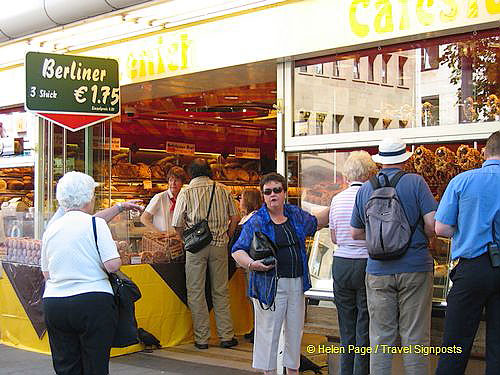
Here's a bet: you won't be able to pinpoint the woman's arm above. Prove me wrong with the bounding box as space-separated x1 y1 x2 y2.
232 250 274 272
95 200 144 223
103 257 122 273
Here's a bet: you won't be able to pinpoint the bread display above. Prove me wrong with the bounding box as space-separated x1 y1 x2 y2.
142 231 184 263
456 144 484 171
4 238 42 265
0 179 7 191
7 180 24 190
435 146 461 181
413 146 437 182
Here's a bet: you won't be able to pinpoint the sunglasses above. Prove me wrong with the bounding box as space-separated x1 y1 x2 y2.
262 187 284 195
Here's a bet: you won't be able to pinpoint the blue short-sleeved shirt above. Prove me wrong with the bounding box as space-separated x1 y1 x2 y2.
435 160 500 260
231 203 317 305
351 169 437 275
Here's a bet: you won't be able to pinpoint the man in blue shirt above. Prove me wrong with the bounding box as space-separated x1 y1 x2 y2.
351 137 437 375
435 131 500 375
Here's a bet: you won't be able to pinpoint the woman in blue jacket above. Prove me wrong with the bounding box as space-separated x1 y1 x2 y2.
232 172 317 375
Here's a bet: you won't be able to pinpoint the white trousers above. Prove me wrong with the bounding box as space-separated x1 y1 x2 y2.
252 277 305 371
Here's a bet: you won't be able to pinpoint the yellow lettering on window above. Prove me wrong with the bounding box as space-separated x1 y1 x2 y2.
180 34 191 70
375 0 394 33
350 0 370 37
467 0 478 18
398 0 410 30
417 0 435 26
440 0 458 22
167 43 179 71
485 0 499 14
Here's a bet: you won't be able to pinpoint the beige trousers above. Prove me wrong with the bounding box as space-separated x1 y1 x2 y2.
185 243 235 344
366 271 433 375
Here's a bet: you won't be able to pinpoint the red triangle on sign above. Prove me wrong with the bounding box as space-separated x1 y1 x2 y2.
37 112 112 132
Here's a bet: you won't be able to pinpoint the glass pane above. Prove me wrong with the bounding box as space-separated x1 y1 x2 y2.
287 139 486 301
293 30 500 136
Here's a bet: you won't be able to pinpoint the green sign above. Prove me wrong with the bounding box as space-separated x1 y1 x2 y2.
25 52 119 115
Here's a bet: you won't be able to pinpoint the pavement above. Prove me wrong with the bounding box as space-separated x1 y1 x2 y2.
0 344 255 375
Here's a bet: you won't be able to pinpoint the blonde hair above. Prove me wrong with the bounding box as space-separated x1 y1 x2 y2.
342 151 378 182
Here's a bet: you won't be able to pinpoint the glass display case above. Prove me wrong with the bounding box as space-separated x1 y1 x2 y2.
288 140 485 305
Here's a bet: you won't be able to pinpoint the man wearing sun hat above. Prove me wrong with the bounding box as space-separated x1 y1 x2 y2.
350 137 437 375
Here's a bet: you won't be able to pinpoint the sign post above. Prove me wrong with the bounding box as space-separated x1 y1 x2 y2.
25 52 120 131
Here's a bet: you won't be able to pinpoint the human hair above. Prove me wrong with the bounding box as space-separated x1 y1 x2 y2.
167 166 188 184
485 131 500 159
259 172 287 191
56 171 97 211
240 188 262 215
188 158 212 179
343 151 378 182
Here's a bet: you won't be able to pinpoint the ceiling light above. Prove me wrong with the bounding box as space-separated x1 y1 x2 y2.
183 101 197 105
242 109 247 112
224 96 239 100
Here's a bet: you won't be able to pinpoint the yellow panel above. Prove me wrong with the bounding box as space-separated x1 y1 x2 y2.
0 263 252 355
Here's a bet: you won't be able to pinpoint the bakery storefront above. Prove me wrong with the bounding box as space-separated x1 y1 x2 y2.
0 0 499 361
281 0 499 362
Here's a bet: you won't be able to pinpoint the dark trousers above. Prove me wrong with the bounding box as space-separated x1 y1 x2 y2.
43 292 117 375
333 257 370 375
436 252 500 375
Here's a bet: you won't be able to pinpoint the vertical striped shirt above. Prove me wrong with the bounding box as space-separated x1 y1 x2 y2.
329 184 368 258
172 176 238 247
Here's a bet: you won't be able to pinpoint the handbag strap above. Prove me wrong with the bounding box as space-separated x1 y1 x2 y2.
205 182 216 221
92 216 108 273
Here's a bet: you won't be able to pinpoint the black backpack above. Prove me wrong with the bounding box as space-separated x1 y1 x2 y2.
364 171 419 260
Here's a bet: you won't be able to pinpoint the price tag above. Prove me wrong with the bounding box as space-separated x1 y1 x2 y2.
235 147 260 159
143 180 153 189
166 141 195 155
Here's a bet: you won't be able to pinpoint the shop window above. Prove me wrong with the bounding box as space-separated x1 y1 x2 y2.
332 60 340 77
314 64 323 75
421 46 439 71
315 112 327 134
353 57 360 80
293 30 499 137
299 65 307 73
368 56 376 82
381 54 391 84
353 116 364 132
398 56 408 86
422 96 440 126
369 117 379 131
333 114 344 133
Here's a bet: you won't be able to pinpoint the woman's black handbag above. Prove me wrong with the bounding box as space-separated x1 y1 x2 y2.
249 231 277 265
183 182 216 254
92 217 142 348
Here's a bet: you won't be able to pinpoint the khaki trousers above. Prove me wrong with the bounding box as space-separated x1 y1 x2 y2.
366 271 433 375
185 243 234 344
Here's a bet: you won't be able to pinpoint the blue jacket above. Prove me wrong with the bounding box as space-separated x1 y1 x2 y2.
231 203 318 305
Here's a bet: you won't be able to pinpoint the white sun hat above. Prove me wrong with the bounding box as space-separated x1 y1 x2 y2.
372 137 413 164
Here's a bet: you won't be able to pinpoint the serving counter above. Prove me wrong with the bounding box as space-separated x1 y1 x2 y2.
0 262 252 356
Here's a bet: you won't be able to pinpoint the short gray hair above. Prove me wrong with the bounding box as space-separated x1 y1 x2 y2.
56 171 97 211
342 151 378 182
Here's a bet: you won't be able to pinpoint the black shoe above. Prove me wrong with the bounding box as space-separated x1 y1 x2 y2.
244 329 254 342
194 342 208 350
220 338 238 348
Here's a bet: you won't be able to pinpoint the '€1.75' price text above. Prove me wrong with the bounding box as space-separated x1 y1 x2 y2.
73 85 119 106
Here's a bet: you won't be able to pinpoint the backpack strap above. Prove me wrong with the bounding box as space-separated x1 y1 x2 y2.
369 176 381 190
389 170 406 188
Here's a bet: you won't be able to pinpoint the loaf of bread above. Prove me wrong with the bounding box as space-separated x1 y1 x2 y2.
7 180 24 190
0 179 7 191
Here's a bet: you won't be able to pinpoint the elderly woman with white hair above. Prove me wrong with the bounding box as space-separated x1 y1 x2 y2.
42 171 121 375
329 151 378 375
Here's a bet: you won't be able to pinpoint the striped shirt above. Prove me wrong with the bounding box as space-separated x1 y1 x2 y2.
329 184 368 258
172 176 238 247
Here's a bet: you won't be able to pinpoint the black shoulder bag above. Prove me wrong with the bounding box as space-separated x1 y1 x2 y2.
183 182 216 254
92 217 141 348
249 230 279 311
